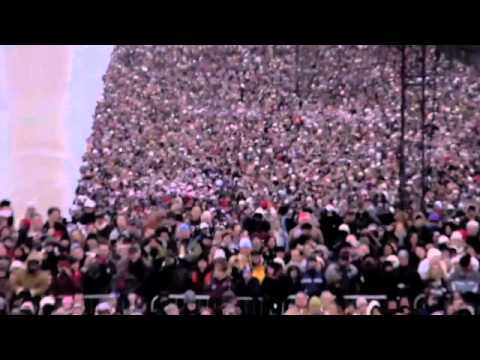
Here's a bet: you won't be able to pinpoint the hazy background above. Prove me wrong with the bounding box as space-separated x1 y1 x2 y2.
0 45 113 220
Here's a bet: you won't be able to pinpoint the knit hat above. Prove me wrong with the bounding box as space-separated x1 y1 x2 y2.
427 248 442 260
184 290 196 304
437 235 450 245
451 231 464 242
385 255 400 269
366 300 381 315
10 260 25 271
84 199 96 208
95 302 113 314
239 237 252 250
213 248 226 260
40 296 56 309
27 251 43 263
298 212 312 224
338 224 350 234
199 222 210 230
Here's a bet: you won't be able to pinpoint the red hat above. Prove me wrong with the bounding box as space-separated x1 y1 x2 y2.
298 212 312 224
260 199 271 210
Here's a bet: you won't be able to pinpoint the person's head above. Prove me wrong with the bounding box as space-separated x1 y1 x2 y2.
387 299 398 313
460 254 472 271
116 214 128 229
26 251 42 273
213 258 228 280
70 229 84 243
467 205 477 220
251 251 263 267
86 236 99 252
95 302 113 315
338 248 351 267
128 244 141 262
306 256 317 271
239 236 253 255
184 290 197 310
71 244 84 261
31 214 44 231
398 249 409 267
200 307 213 315
414 213 426 229
287 265 300 280
164 303 179 315
467 220 480 237
97 243 110 261
47 207 61 223
197 257 208 273
308 296 323 315
0 244 7 258
355 296 368 315
158 227 170 242
294 292 308 310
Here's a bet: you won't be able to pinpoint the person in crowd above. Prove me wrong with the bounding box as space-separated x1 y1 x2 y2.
2 45 480 315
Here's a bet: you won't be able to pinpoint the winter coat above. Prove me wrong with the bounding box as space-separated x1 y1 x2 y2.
301 269 325 296
10 269 51 296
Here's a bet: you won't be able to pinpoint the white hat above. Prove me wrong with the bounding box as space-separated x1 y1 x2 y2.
346 234 359 248
213 249 226 260
451 231 464 242
84 199 96 208
40 296 56 309
427 248 442 260
239 237 252 250
10 260 25 271
95 302 113 314
385 255 400 269
338 224 350 234
366 300 381 315
438 235 450 245
273 257 286 270
467 220 480 235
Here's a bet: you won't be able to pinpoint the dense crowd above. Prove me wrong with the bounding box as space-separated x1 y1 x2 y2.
1 45 480 315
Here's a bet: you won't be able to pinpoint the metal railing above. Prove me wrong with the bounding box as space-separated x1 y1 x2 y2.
151 293 388 315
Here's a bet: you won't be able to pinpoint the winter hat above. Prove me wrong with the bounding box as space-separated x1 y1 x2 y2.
40 296 56 310
466 220 480 236
239 237 252 250
298 212 312 224
178 223 191 233
273 257 286 270
254 207 267 217
366 300 381 315
427 248 442 260
20 301 35 314
95 302 113 314
451 231 464 242
437 235 450 245
385 255 400 269
10 260 25 271
346 234 359 248
27 251 43 263
429 213 441 223
84 199 96 208
338 224 350 234
184 290 196 304
213 248 226 260
199 222 210 230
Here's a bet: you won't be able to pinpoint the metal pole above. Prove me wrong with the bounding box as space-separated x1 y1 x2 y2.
420 45 427 212
399 46 407 210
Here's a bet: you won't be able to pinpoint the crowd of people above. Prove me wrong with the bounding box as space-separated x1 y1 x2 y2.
1 45 480 315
